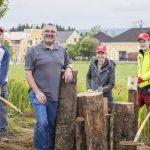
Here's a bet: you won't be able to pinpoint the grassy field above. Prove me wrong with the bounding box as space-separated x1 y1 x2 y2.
7 61 150 142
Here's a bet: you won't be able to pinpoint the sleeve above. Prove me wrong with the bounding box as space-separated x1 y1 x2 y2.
86 63 92 90
25 48 34 70
103 66 115 93
63 49 71 69
141 72 150 81
139 54 150 80
137 54 142 77
0 48 9 86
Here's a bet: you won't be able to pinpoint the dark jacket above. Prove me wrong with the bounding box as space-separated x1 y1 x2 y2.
86 59 115 103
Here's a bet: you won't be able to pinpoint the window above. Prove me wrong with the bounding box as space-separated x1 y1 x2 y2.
119 51 126 61
11 40 20 45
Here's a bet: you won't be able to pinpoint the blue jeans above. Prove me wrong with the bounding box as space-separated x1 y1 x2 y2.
29 90 58 150
0 84 8 136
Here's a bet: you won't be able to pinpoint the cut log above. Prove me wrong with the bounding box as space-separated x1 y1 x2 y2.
55 71 78 150
75 117 85 150
106 114 111 150
77 92 107 150
128 90 138 137
113 102 137 150
103 97 111 150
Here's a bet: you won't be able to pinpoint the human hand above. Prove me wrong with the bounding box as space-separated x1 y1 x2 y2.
62 68 73 83
35 90 47 104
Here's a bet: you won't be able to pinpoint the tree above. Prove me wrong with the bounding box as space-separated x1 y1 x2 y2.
0 0 8 18
79 37 99 60
66 44 80 60
90 25 101 35
9 23 76 32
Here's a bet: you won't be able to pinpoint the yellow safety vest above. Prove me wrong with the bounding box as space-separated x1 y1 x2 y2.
138 49 150 88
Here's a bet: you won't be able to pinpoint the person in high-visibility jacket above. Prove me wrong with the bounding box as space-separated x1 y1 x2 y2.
137 32 150 111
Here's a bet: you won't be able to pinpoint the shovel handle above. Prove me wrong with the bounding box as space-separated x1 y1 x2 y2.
0 96 23 115
134 111 150 142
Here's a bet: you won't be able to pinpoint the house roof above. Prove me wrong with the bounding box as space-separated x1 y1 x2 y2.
93 31 113 42
57 31 75 43
4 30 77 43
109 28 150 42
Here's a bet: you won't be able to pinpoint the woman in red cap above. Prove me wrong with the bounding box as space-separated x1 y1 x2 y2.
86 44 116 113
137 32 150 111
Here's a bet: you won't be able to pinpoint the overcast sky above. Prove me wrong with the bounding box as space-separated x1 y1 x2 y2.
0 0 150 30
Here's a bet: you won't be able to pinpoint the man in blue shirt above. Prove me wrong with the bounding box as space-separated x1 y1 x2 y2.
0 26 10 142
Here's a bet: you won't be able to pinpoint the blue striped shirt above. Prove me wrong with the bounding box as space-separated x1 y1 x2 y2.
0 45 9 87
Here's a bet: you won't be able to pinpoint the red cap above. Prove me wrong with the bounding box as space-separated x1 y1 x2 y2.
137 33 150 41
96 45 106 53
0 26 4 33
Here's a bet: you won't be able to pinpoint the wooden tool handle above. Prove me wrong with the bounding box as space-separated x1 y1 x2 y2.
0 96 23 115
134 111 150 142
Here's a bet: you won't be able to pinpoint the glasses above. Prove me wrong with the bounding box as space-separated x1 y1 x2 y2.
44 30 56 34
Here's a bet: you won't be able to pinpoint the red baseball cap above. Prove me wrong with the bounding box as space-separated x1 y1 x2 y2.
137 33 150 41
0 26 4 33
96 45 106 53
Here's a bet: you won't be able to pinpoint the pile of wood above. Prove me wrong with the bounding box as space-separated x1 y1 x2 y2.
55 71 108 150
55 72 139 150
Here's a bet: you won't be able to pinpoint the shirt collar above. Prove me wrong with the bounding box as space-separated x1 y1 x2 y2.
40 42 59 51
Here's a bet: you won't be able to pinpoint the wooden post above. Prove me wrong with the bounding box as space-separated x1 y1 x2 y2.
77 92 107 150
75 117 85 150
128 90 138 135
103 97 111 150
106 114 111 150
113 102 137 150
128 76 138 136
55 71 78 150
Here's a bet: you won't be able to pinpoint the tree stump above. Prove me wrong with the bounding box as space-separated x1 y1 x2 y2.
75 117 85 150
55 71 78 150
103 97 111 150
127 76 138 136
113 102 137 150
77 92 107 150
128 90 138 136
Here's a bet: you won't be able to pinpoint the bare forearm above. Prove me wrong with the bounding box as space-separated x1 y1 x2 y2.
25 70 40 93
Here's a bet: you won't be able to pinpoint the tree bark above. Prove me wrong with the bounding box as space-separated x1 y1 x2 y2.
113 102 137 150
77 92 107 150
55 71 78 150
75 117 85 150
128 90 138 136
103 97 111 150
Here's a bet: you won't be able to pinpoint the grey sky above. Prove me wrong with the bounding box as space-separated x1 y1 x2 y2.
0 0 150 30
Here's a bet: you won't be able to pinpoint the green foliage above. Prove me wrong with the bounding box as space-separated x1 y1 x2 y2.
90 25 101 35
9 23 76 32
79 37 99 60
67 36 99 60
66 44 80 60
0 0 8 19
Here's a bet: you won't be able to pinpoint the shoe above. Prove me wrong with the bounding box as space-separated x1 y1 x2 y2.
0 135 8 142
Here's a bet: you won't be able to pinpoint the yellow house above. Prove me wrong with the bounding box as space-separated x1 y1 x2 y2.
4 28 81 62
4 32 31 63
94 28 150 61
